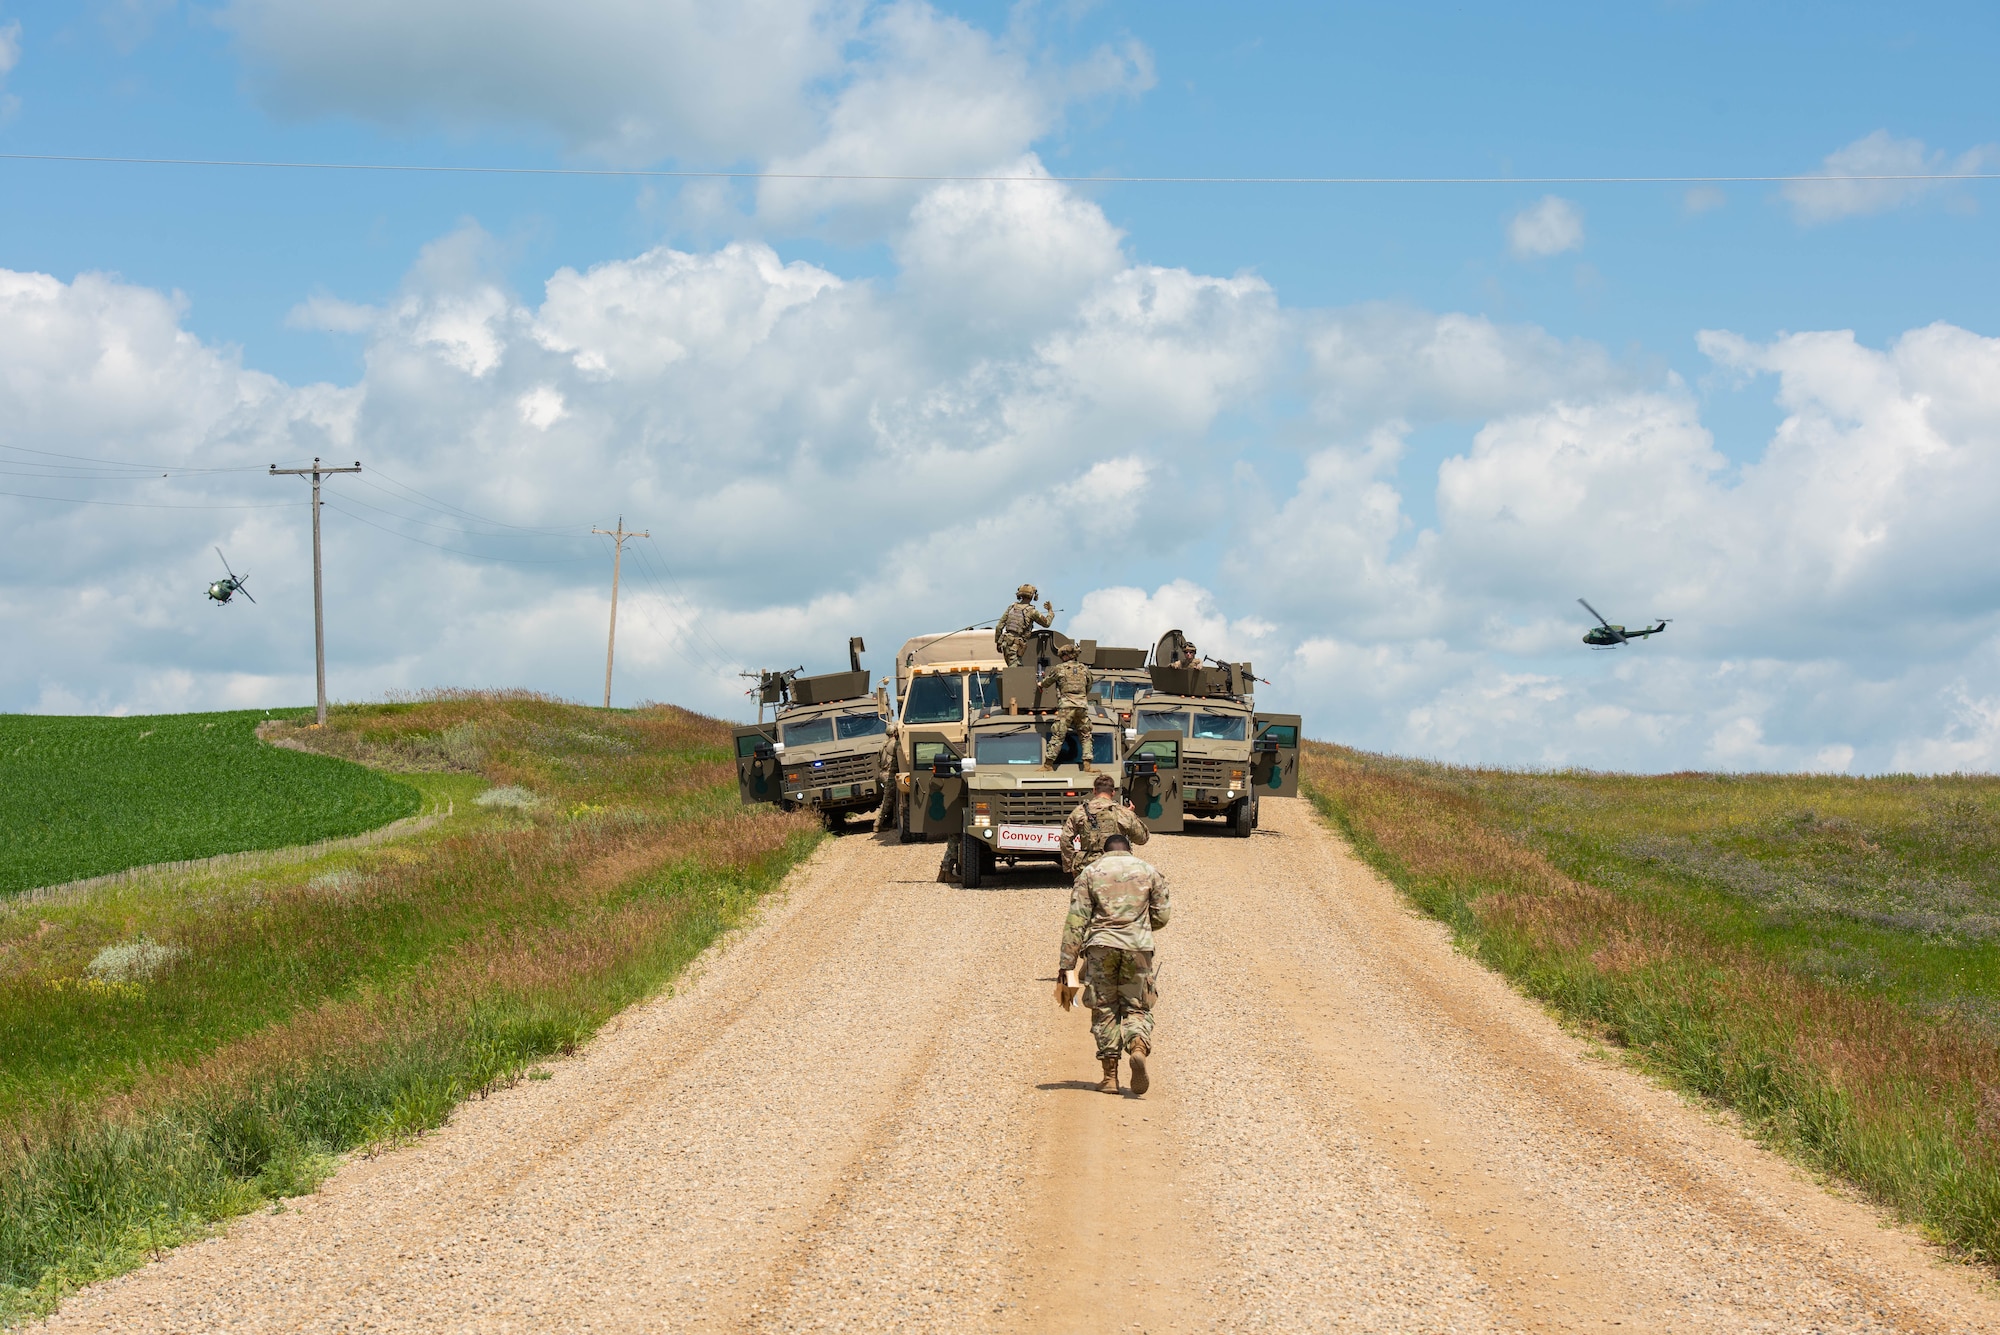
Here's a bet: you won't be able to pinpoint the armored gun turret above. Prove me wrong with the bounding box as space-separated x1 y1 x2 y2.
733 637 892 831
1116 629 1301 837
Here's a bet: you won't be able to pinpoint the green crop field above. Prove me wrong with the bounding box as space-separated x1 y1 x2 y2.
1304 744 2000 1266
0 711 423 894
0 693 817 1321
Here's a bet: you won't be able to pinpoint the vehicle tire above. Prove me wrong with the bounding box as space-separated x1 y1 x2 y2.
1231 798 1253 838
960 833 984 889
899 796 917 844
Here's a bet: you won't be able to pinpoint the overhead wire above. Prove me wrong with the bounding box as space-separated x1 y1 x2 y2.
616 538 734 677
319 498 597 565
0 488 294 510
4 152 1999 187
632 537 740 670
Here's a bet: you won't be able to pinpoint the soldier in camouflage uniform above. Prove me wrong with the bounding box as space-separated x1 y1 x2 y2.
1177 641 1200 669
1041 641 1094 769
1057 834 1170 1095
995 584 1053 667
1060 773 1149 875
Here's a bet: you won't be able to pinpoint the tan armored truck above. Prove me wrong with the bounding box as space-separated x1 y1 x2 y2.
882 627 1010 840
1125 629 1301 837
904 663 1178 888
733 638 893 831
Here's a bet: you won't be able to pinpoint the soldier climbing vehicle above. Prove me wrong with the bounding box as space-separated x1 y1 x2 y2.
906 658 1176 888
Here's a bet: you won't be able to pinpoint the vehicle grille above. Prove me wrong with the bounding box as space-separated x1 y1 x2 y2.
990 789 1082 824
1182 756 1239 789
789 751 875 788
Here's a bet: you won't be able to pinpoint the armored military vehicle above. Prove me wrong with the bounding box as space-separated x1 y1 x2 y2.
1124 629 1301 837
883 628 1008 840
905 662 1176 888
733 638 893 831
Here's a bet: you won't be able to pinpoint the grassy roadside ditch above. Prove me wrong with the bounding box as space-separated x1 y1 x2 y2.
0 693 818 1322
1302 741 2000 1266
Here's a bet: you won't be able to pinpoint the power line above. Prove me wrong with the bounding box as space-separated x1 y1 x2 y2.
320 498 597 564
4 152 1998 187
0 487 294 510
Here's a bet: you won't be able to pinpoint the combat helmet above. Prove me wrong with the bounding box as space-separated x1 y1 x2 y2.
1017 583 1038 600
1058 641 1080 658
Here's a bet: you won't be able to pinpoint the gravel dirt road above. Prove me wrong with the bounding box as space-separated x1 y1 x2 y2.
40 800 2000 1333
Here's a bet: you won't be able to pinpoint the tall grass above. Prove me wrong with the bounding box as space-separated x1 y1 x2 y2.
0 695 817 1322
1303 743 2000 1265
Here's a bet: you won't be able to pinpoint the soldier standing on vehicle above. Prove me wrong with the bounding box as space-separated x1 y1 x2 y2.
1061 773 1148 875
996 584 1054 666
1042 641 1093 769
1057 833 1169 1095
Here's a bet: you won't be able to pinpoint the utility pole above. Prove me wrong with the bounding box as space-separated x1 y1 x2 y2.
269 457 362 726
592 517 649 709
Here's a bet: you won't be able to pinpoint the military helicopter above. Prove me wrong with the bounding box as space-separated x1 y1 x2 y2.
1578 598 1664 648
206 548 255 606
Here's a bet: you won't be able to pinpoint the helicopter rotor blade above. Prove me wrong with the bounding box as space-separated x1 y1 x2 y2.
1577 597 1612 629
238 579 255 605
215 546 239 579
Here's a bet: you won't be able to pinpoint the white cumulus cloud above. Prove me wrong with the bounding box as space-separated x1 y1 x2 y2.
1784 130 1994 224
1506 195 1584 259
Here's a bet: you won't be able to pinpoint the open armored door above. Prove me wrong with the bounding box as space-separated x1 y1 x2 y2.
732 724 780 805
1123 729 1184 833
905 730 966 840
1252 713 1301 798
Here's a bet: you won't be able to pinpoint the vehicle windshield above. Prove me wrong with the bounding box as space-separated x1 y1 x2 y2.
1135 709 1189 736
903 674 964 725
836 711 887 740
973 729 1043 765
1191 712 1247 741
779 715 834 746
1090 679 1147 703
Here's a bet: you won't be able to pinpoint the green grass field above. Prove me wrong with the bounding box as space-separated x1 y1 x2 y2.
0 712 422 894
0 695 817 1321
1303 744 2000 1265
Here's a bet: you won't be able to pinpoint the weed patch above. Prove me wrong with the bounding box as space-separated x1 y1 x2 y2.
0 694 817 1322
1303 743 2000 1265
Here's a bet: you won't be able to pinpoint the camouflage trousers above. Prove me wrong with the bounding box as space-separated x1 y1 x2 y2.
997 633 1026 667
1081 946 1156 1061
1044 705 1091 765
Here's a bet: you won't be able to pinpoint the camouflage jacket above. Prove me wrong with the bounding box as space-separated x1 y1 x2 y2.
995 599 1052 644
1044 659 1092 707
1061 795 1149 871
1059 853 1171 970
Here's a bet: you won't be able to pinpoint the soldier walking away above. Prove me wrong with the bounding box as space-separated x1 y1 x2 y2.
1056 834 1170 1095
995 583 1053 666
1042 641 1093 769
1061 773 1148 875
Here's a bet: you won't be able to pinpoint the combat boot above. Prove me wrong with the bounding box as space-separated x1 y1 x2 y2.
1097 1056 1120 1094
1126 1038 1150 1096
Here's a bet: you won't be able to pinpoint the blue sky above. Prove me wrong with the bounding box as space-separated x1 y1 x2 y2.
4 1 2000 772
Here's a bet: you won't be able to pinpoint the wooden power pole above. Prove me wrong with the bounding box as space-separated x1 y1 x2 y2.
592 517 649 709
269 457 362 726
